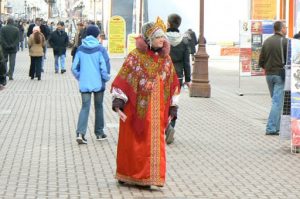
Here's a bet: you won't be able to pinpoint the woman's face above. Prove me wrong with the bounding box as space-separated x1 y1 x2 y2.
151 36 165 48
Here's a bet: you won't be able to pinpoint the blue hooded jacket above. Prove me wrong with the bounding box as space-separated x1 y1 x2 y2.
72 36 111 92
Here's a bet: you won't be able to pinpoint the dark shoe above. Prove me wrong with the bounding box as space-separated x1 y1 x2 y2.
165 124 175 144
30 76 34 80
118 180 125 185
76 133 87 144
265 131 279 135
61 69 66 74
96 134 107 141
9 77 13 80
38 77 41 81
55 70 58 74
135 184 151 189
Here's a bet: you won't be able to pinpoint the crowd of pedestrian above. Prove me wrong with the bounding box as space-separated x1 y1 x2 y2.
0 17 106 86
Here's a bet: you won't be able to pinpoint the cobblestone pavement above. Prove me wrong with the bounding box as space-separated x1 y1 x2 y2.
0 49 300 199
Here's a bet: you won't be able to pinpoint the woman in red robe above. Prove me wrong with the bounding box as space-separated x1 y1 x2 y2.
111 18 180 188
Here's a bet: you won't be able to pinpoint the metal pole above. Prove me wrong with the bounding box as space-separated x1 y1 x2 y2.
0 0 2 22
24 0 26 19
94 0 96 22
139 0 143 33
101 0 104 24
48 0 51 19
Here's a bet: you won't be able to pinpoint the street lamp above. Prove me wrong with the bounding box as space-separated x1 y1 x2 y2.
24 0 27 19
0 0 2 22
79 1 84 22
94 0 96 22
189 0 211 97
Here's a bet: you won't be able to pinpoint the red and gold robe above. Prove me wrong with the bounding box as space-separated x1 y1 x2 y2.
111 37 179 186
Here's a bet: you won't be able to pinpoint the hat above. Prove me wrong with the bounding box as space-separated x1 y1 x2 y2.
168 14 182 29
86 25 100 38
142 17 166 44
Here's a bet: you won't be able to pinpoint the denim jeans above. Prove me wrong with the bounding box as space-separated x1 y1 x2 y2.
76 92 105 136
54 54 66 72
266 75 284 133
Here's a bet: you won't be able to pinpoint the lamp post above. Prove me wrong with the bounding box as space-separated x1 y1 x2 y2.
24 0 27 19
94 0 96 22
47 0 54 19
139 0 143 33
189 0 211 97
79 1 84 22
0 0 2 22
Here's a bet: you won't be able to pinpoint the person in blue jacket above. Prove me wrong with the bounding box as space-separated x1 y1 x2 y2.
72 25 111 144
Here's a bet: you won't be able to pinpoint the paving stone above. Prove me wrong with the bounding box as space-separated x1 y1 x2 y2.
1 50 300 198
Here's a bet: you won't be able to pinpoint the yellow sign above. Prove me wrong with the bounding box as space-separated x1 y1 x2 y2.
127 34 138 54
109 16 126 55
251 0 277 20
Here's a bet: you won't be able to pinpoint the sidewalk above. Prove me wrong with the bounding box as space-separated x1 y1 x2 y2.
0 49 299 198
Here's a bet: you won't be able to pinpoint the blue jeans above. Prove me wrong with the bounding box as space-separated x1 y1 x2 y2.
76 92 105 136
266 75 284 133
54 54 66 72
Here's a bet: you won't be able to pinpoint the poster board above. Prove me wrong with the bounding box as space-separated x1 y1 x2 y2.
251 0 277 20
108 16 126 57
239 20 282 76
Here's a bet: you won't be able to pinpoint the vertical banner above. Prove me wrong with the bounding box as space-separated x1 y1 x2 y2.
291 39 300 151
108 16 126 56
251 0 277 20
250 21 263 76
239 21 251 76
239 48 252 76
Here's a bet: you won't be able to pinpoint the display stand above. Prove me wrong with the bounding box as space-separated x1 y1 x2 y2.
237 20 279 96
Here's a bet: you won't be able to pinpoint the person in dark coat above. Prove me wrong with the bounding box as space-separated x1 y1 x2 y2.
27 18 49 39
294 31 300 39
48 21 69 74
0 45 6 90
165 13 191 144
18 21 25 51
0 18 20 80
258 21 287 135
184 28 198 60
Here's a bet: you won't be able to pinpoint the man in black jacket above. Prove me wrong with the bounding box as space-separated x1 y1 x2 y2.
259 21 287 135
0 18 20 80
48 21 69 74
165 13 191 144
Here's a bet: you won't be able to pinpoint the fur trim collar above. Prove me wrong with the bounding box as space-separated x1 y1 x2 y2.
135 35 170 57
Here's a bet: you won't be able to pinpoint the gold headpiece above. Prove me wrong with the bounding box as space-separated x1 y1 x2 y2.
145 17 167 38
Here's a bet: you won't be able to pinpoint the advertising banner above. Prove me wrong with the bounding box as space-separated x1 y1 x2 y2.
108 16 126 56
239 48 251 76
